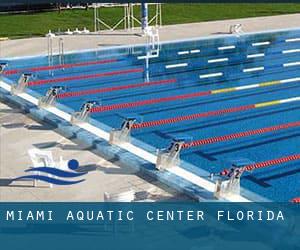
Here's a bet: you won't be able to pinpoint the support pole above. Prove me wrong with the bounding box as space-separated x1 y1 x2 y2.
141 3 148 33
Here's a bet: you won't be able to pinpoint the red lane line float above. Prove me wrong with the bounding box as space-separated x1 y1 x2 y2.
220 154 300 176
243 154 300 172
131 105 255 129
3 59 118 75
28 68 143 86
90 90 212 113
182 121 300 148
57 78 177 98
291 197 300 203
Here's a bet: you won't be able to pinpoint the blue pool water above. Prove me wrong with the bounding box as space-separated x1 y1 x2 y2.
2 28 300 201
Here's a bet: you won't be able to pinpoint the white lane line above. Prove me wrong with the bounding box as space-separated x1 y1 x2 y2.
280 96 300 103
283 61 300 67
178 49 201 55
218 45 235 50
252 41 270 46
247 53 265 58
285 38 300 43
178 51 189 55
166 63 188 69
281 77 300 83
282 49 300 54
190 49 200 54
137 54 159 60
243 67 264 73
200 72 223 79
235 84 260 90
208 58 228 63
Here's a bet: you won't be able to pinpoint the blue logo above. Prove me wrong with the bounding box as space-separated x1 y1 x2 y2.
13 159 86 185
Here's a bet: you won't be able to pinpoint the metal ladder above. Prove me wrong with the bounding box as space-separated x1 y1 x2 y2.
58 38 65 69
47 36 53 75
47 36 65 75
144 27 160 81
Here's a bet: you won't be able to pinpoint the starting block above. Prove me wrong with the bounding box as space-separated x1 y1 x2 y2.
214 170 242 199
71 101 99 124
109 114 143 145
156 134 192 170
11 73 32 95
214 158 254 199
38 86 65 108
0 62 7 74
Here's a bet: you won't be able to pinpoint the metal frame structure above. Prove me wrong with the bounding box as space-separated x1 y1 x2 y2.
93 3 162 32
46 34 65 75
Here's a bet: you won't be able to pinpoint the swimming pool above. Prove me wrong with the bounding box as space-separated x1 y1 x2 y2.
1 28 300 202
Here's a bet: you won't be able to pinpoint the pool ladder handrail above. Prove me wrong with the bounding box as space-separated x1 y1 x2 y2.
143 26 160 82
58 38 65 69
47 33 54 76
47 34 65 75
145 26 160 56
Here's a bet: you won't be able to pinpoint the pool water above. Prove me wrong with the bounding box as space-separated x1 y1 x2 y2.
2 28 300 201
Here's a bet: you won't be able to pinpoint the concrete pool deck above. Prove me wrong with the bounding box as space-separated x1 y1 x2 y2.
0 14 299 201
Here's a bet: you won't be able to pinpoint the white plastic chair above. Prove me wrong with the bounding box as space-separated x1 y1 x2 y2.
103 190 135 202
28 148 56 188
103 190 135 233
45 30 55 38
229 24 243 35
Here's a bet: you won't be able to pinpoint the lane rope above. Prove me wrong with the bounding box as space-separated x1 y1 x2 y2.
219 154 300 180
242 154 300 172
28 68 143 86
3 59 118 75
57 78 177 98
182 121 300 148
131 96 300 129
291 197 300 203
90 77 300 113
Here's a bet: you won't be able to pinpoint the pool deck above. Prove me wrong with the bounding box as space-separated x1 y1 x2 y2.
0 14 299 202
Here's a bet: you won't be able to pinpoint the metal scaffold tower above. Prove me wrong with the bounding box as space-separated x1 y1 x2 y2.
93 3 162 32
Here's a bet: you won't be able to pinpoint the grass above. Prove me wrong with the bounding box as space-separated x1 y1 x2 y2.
0 3 299 39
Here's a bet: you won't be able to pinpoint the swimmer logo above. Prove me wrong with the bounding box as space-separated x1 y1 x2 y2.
13 159 86 185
